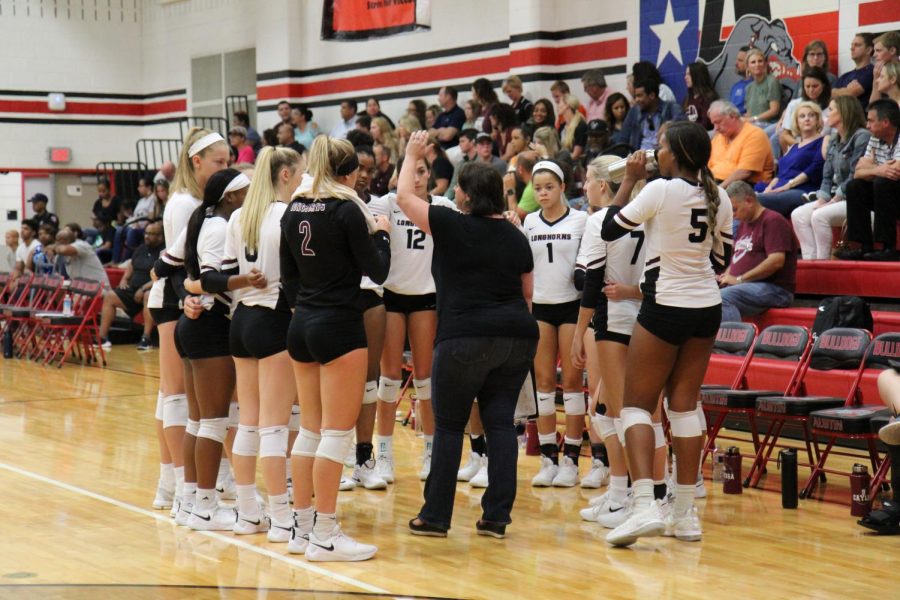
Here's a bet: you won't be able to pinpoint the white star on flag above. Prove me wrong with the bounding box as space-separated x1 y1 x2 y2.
650 0 689 66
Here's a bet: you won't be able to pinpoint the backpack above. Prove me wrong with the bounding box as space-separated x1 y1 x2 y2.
811 296 873 340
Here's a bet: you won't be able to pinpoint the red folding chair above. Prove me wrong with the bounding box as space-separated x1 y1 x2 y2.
32 278 107 368
5 274 65 357
802 332 900 500
0 273 35 338
750 327 872 490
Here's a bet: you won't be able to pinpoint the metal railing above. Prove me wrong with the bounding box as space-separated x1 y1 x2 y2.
136 139 182 171
177 116 229 139
95 161 149 203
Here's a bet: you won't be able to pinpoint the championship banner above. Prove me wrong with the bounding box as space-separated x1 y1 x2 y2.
321 0 431 41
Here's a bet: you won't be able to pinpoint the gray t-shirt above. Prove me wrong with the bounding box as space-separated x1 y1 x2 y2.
65 239 109 286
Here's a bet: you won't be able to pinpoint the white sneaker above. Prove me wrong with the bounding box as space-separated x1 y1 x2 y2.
288 526 310 554
376 454 395 484
470 458 489 488
695 474 707 499
581 460 609 489
552 456 580 487
596 498 630 529
457 452 482 482
531 456 559 487
339 475 356 491
233 508 269 535
153 481 174 510
267 517 295 543
216 471 236 502
419 452 432 481
605 500 665 547
353 460 388 490
305 525 377 562
175 501 194 526
188 506 237 531
169 497 181 519
580 493 611 522
664 505 703 541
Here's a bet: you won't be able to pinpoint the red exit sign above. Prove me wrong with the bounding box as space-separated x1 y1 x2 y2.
48 147 71 163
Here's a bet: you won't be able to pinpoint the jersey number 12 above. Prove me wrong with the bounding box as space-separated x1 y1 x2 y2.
406 229 426 250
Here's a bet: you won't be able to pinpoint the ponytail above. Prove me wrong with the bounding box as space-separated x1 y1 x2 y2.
241 146 302 253
172 127 228 199
699 166 721 248
184 168 243 279
666 121 720 247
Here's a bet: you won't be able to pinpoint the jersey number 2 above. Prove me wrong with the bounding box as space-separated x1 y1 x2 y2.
406 229 426 250
299 221 315 256
689 208 708 243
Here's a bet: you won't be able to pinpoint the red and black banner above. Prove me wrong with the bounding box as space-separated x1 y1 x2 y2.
321 0 430 41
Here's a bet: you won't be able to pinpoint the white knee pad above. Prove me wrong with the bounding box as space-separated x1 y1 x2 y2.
653 422 666 449
563 391 586 416
537 392 556 417
593 414 617 441
362 380 378 405
696 401 707 433
614 418 626 447
289 405 300 432
669 409 702 438
291 427 321 458
259 425 289 459
227 401 240 429
232 425 259 457
378 377 401 403
620 407 653 433
155 391 164 421
413 378 431 401
197 417 229 443
162 394 188 429
315 429 355 464
186 419 200 437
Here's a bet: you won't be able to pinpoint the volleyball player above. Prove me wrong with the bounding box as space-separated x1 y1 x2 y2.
369 155 455 482
281 135 391 562
525 160 588 488
601 122 732 546
155 168 250 530
147 128 228 515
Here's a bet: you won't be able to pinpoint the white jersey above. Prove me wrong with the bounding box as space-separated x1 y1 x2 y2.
524 207 587 304
369 193 456 296
222 202 287 309
609 178 733 308
148 191 200 308
160 216 231 313
577 207 644 335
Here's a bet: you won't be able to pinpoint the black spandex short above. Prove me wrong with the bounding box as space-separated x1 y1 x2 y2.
356 289 385 313
594 328 632 345
114 288 145 318
637 298 721 346
383 290 436 314
175 310 232 360
287 305 366 364
532 300 580 327
230 303 291 359
150 305 182 325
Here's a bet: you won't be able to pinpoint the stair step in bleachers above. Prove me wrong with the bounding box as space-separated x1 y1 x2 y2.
744 308 900 337
796 260 900 299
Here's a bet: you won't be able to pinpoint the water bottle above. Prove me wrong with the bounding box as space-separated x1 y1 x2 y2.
850 464 873 517
723 446 743 494
62 293 73 316
779 448 798 509
2 327 12 359
607 149 659 183
712 448 725 483
525 420 541 456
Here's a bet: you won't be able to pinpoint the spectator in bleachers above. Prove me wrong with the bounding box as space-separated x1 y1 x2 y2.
503 124 532 167
91 214 115 264
462 98 482 130
425 138 453 196
26 223 58 276
837 99 900 261
28 193 59 230
231 110 260 150
632 61 676 103
832 33 875 110
46 226 110 286
1 229 17 272
355 114 372 134
550 80 588 129
154 180 169 216
583 120 610 164
504 150 539 219
792 40 838 100
869 31 900 107
429 86 465 149
446 129 478 200
153 161 175 184
613 78 684 151
581 69 612 122
503 75 533 124
371 116 400 162
491 103 518 160
91 179 121 227
371 142 395 197
97 221 164 350
792 95 870 260
125 176 159 260
13 219 38 277
363 97 395 128
396 113 421 158
683 61 719 130
719 181 798 322
756 101 826 217
533 126 562 161
475 132 507 175
407 99 428 133
291 104 320 150
471 78 500 135
276 100 293 129
730 46 752 114
329 98 358 139
709 100 775 187
424 104 441 130
558 95 588 161
771 67 832 158
262 127 278 148
529 98 555 131
874 61 900 104
276 121 306 155
346 128 375 151
604 92 629 135
743 48 782 126
228 126 256 164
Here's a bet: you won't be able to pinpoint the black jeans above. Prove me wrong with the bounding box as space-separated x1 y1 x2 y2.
845 177 900 250
418 336 537 530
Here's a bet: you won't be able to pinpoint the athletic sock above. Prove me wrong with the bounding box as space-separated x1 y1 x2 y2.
591 443 609 467
470 434 487 456
236 484 257 515
160 463 175 487
423 435 434 455
269 492 292 524
293 506 315 532
174 466 185 498
195 488 216 513
674 484 695 514
182 482 197 506
313 512 337 539
653 480 668 500
538 432 558 464
377 436 393 457
632 479 654 510
563 437 582 465
609 475 629 505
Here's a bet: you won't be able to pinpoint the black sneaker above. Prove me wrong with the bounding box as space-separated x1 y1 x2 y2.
408 518 447 537
136 336 152 351
834 247 866 260
863 249 900 262
476 519 506 539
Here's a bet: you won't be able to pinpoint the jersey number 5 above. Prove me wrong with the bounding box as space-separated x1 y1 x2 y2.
406 229 426 250
688 208 708 243
299 221 315 256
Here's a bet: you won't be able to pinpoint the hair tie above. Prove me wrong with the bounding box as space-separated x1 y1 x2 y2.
335 153 359 177
220 172 251 199
188 132 225 157
532 160 565 182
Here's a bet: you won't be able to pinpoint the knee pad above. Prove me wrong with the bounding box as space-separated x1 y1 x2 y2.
593 414 617 441
669 409 702 438
162 394 188 429
289 405 300 432
413 377 431 401
232 425 259 457
155 391 164 421
537 392 556 417
653 422 666 449
362 380 378 405
197 417 229 444
563 391 586 416
290 427 321 458
620 407 653 433
259 425 289 459
378 377 401 403
696 401 707 433
614 418 626 447
186 419 200 437
315 429 355 464
228 401 240 429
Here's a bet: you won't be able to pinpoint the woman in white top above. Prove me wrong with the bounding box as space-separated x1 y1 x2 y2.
601 121 733 547
369 157 455 482
524 160 588 488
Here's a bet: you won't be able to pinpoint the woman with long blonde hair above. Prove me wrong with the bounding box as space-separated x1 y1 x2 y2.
371 116 400 162
558 95 588 160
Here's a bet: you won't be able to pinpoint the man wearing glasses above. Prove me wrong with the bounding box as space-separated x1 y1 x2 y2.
612 79 683 151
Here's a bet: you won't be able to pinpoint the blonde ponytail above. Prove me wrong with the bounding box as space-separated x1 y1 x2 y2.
241 146 301 253
172 127 228 199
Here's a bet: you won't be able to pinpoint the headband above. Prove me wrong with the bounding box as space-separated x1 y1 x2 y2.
220 173 251 199
335 153 360 177
532 160 565 183
188 132 225 157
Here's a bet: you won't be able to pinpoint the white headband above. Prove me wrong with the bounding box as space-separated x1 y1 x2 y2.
533 160 565 182
221 173 251 199
188 132 225 157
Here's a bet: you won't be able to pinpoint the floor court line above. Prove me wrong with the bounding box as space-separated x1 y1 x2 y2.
0 461 390 595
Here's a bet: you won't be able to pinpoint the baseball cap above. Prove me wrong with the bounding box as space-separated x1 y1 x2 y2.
28 193 49 204
475 132 493 143
587 120 608 134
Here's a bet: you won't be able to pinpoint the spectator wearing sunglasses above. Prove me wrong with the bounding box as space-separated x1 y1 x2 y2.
612 79 684 151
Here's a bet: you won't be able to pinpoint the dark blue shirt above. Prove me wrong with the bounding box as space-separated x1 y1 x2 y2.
433 105 466 148
835 63 874 110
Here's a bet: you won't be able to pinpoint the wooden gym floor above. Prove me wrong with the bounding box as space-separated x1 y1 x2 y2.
0 350 895 600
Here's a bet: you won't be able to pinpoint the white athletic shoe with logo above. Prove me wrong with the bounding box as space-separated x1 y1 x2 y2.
169 497 181 519
580 493 612 522
531 457 560 487
288 526 310 554
305 525 377 562
267 517 295 543
216 471 237 502
457 452 482 482
353 460 388 490
552 456 580 487
153 482 174 510
233 507 269 535
469 458 489 488
581 459 610 489
175 501 194 526
597 498 631 529
605 500 665 547
664 505 703 541
189 505 236 531
695 474 707 499
376 454 395 484
339 475 356 491
419 452 432 481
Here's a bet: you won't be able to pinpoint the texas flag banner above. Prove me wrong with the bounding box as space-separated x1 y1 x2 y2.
321 0 431 41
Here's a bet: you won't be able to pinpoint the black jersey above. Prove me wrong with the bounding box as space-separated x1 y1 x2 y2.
280 197 390 310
